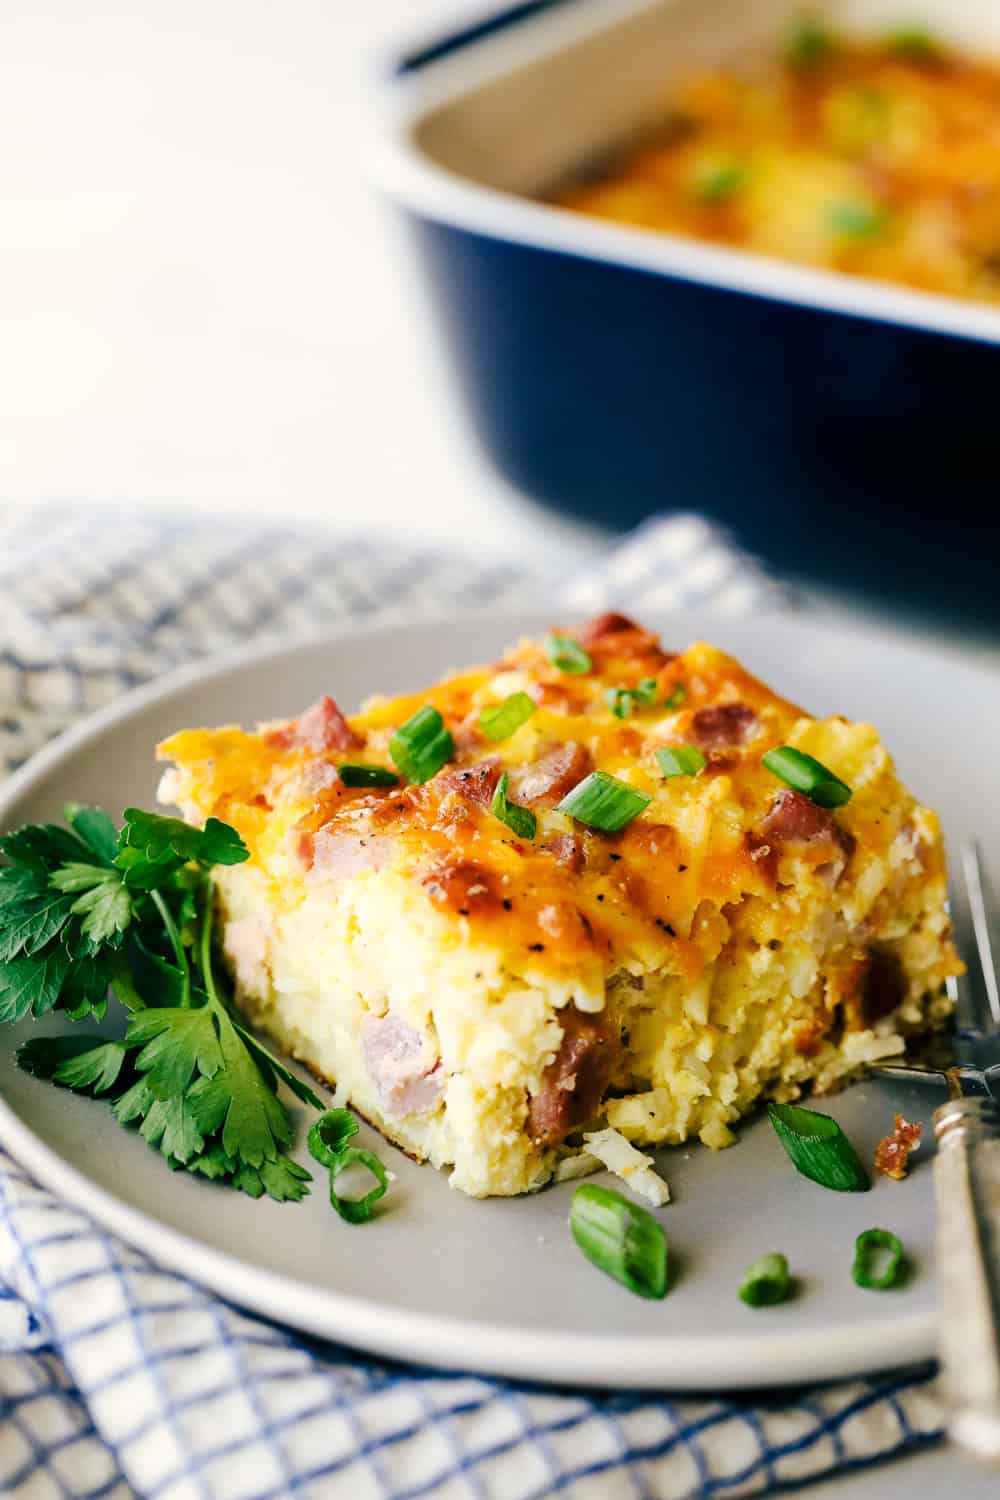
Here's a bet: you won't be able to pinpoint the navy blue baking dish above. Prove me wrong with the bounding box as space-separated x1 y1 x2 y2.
377 0 1000 626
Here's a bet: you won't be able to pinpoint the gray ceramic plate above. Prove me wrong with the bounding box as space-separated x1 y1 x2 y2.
1 611 993 1390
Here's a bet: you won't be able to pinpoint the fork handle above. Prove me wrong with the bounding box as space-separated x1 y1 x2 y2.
933 1097 1000 1462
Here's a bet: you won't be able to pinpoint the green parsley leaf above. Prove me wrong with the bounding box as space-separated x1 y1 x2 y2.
186 1008 292 1167
127 1006 223 1098
0 823 95 872
186 1143 238 1181
17 1034 125 1089
67 875 132 949
117 810 249 872
125 930 186 1008
64 804 120 865
4 803 311 1207
139 1094 206 1163
61 951 115 1021
0 948 73 1023
112 1077 156 1125
54 1039 131 1095
252 1156 313 1203
233 1023 323 1110
50 863 119 894
0 878 76 963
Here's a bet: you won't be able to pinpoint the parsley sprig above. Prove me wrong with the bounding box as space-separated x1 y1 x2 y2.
3 803 325 1202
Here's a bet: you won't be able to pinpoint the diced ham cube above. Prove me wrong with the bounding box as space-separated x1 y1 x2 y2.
437 758 502 810
526 1005 621 1146
760 789 855 885
360 1012 444 1119
308 828 393 877
267 695 361 753
690 702 759 751
512 742 591 807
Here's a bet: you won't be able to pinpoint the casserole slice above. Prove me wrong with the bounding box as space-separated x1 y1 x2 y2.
158 614 959 1198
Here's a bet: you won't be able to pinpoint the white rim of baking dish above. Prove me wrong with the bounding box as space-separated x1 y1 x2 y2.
0 610 943 1391
372 0 1000 348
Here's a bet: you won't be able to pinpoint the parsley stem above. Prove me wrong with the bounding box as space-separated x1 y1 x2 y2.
152 889 191 1007
198 880 224 1014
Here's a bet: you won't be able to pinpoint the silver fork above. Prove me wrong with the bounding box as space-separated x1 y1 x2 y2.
873 840 1000 1462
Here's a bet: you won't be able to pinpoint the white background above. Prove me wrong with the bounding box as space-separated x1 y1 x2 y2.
0 0 597 560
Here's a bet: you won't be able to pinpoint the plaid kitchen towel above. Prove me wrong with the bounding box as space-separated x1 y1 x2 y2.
0 506 943 1500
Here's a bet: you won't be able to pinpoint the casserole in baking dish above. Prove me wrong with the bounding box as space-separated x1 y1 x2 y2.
377 0 1000 626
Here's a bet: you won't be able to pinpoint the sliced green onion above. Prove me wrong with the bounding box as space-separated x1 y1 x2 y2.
479 691 536 742
544 634 592 675
557 771 650 832
785 15 835 70
327 1146 388 1224
739 1252 791 1307
307 1109 359 1167
693 158 747 202
761 747 852 807
662 682 687 712
886 27 940 63
389 705 454 784
768 1102 870 1192
830 200 886 240
337 764 399 788
853 1228 905 1290
655 745 706 779
607 678 661 720
491 771 536 840
570 1183 667 1299
606 687 635 720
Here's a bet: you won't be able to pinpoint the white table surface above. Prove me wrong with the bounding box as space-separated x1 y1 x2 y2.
1 3 997 1494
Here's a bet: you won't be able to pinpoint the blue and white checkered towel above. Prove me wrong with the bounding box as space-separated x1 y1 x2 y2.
0 507 943 1499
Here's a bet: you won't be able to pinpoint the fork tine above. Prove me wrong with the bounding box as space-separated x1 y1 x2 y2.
960 840 1000 1033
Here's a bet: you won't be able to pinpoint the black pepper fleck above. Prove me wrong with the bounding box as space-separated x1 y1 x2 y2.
529 943 545 952
458 907 470 916
502 898 513 911
596 894 605 902
678 864 687 872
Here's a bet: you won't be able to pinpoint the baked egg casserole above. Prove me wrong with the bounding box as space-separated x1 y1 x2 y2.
158 614 960 1199
555 22 1000 306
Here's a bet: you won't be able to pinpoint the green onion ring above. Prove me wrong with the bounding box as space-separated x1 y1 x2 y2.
328 1146 389 1224
739 1252 791 1306
853 1228 905 1289
307 1109 359 1167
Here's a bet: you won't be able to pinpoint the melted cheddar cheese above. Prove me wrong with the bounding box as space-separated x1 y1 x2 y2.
554 27 1000 306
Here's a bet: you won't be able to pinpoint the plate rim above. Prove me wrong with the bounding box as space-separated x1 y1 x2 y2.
0 607 969 1390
